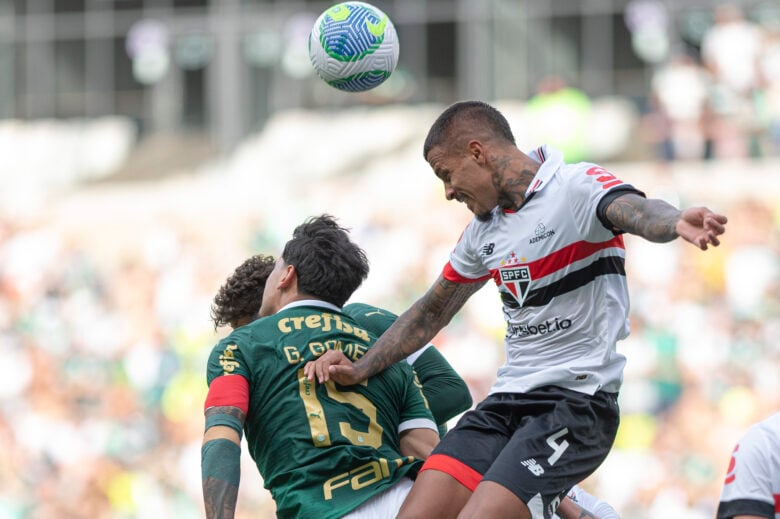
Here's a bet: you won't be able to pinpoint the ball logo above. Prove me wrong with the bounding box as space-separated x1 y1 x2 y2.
366 15 387 37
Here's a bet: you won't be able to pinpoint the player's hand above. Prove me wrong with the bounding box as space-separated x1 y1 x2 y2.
676 207 728 250
304 349 362 385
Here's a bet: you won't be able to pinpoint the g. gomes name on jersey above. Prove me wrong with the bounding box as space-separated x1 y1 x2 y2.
275 311 371 365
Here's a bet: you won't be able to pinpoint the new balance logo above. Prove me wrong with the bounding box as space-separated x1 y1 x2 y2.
481 243 495 255
521 459 544 476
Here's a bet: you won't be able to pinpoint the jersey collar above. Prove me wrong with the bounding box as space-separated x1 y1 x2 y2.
278 299 342 313
525 144 564 197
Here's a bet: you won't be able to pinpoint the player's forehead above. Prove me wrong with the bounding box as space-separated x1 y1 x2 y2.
426 145 452 176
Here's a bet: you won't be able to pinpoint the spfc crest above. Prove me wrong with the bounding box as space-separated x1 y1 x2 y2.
499 265 531 307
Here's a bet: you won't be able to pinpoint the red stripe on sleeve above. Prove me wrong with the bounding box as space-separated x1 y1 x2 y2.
420 453 483 491
205 375 249 415
442 261 492 284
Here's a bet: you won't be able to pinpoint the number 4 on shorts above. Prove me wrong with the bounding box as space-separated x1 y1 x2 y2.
546 428 569 466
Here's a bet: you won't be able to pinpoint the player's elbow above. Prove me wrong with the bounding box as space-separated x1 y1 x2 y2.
399 428 439 459
203 425 242 446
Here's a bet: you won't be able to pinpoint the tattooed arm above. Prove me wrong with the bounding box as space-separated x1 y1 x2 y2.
305 275 487 385
605 193 727 250
555 498 600 519
202 375 249 519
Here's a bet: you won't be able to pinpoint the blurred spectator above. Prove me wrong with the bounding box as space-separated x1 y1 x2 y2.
648 49 714 161
700 3 765 158
757 26 780 156
524 76 592 163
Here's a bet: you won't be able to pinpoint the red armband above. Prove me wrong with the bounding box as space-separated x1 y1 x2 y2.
204 375 249 415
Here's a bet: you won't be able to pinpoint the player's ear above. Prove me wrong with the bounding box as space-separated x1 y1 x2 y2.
468 140 485 163
278 264 297 289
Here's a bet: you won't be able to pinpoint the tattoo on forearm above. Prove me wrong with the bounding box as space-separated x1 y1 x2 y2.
205 406 246 422
428 278 484 322
606 195 680 242
203 477 238 519
358 278 485 377
576 510 597 519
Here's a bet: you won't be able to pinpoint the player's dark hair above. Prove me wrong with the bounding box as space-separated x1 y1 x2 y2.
211 254 276 330
281 214 369 307
423 100 516 159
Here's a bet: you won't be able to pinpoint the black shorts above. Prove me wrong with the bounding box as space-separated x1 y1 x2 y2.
421 386 619 519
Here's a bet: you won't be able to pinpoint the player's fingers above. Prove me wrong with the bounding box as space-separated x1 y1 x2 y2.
316 358 330 383
329 364 352 385
705 218 726 235
304 361 314 380
709 234 721 247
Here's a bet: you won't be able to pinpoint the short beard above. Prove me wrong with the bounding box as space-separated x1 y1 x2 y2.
497 191 515 211
476 210 494 222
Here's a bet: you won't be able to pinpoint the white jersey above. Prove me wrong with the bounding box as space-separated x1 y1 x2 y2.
718 412 780 519
444 145 641 396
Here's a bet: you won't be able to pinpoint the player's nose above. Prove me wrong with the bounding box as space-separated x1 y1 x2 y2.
444 184 456 201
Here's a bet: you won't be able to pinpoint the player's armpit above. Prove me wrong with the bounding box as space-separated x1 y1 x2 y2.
399 427 439 460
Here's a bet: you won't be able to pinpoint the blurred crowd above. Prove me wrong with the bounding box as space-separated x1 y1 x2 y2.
0 150 778 519
645 3 780 162
1 3 780 516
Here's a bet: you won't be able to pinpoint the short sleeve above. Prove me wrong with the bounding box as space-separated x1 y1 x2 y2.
206 336 252 386
565 164 644 239
446 221 492 282
717 424 776 519
396 363 437 432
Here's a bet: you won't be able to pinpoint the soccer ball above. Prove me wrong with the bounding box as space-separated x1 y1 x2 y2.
308 2 399 92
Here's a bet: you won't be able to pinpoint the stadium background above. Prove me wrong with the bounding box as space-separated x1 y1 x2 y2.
1 0 779 518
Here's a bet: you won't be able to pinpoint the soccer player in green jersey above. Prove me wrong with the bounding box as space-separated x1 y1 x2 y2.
210 254 473 437
202 215 443 519
208 248 619 519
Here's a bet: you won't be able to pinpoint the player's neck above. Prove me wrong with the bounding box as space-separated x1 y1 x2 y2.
496 156 539 211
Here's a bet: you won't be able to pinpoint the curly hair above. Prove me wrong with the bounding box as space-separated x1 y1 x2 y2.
211 254 276 330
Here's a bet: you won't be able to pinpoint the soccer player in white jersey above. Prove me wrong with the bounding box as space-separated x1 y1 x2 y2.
718 412 780 519
305 100 727 519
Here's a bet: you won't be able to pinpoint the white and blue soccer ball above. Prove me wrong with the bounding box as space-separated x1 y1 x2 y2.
308 2 399 92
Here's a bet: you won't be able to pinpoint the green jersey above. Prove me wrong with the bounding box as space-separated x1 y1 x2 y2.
205 300 436 519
